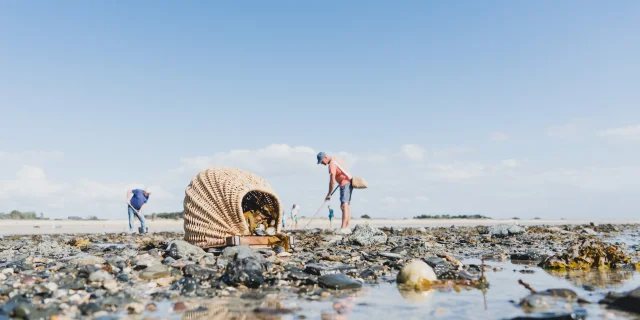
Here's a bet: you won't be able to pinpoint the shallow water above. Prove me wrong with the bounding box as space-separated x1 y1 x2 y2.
130 261 640 320
107 231 640 320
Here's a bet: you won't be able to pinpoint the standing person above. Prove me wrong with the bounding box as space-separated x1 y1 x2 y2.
281 209 287 231
317 152 353 232
291 204 300 230
328 205 334 229
126 188 150 234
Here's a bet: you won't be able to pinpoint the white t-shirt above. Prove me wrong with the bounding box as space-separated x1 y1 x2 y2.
291 206 300 219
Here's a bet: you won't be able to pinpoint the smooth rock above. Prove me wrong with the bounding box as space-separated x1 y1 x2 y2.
134 254 162 268
379 252 403 259
1 268 14 275
156 277 173 287
397 260 438 284
139 265 171 280
89 270 113 283
79 302 101 315
166 240 207 261
266 227 276 236
318 274 362 290
70 256 106 266
102 280 117 292
173 301 188 312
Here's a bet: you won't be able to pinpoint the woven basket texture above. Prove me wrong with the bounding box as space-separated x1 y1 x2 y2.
183 167 281 248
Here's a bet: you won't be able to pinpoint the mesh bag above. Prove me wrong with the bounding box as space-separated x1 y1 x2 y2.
183 167 282 248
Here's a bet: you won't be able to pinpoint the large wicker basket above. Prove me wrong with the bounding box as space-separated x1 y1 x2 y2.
183 167 282 248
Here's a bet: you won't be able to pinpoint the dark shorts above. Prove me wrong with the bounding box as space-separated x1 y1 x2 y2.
339 182 353 204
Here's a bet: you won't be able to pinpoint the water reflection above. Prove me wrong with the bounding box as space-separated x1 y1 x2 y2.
396 287 434 303
545 268 635 289
182 299 296 320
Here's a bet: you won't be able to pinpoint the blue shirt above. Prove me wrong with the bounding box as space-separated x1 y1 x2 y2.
329 209 334 217
130 189 149 210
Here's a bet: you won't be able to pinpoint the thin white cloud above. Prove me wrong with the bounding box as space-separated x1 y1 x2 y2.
489 132 510 141
597 124 640 141
501 159 519 168
401 144 425 161
545 119 588 140
427 162 486 180
431 146 472 158
5 143 640 220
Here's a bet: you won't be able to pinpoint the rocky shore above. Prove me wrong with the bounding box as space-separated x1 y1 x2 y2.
1 223 640 319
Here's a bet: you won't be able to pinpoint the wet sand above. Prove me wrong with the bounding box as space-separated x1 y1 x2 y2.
2 218 640 235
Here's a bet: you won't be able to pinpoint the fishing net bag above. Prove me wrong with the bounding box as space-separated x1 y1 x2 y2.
183 167 282 248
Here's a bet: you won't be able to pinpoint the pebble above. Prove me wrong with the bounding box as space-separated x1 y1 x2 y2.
378 252 403 259
126 302 145 314
1 268 14 275
318 274 362 290
89 270 114 282
103 279 118 292
173 301 188 312
139 265 171 280
156 277 173 287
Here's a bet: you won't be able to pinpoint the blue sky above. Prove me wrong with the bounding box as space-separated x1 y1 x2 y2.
1 1 640 219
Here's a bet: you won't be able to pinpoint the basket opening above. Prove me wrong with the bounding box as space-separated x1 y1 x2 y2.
241 190 280 223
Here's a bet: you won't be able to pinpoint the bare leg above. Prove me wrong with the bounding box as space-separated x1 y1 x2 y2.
345 203 351 228
340 203 347 229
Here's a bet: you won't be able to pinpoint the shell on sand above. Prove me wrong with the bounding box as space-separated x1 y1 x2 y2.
397 260 437 284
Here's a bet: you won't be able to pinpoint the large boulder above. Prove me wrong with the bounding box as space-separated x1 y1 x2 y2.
349 223 387 246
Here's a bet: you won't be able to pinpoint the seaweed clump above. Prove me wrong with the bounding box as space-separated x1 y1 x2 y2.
539 237 634 270
243 205 278 235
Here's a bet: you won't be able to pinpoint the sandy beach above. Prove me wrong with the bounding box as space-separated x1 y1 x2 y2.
2 218 639 235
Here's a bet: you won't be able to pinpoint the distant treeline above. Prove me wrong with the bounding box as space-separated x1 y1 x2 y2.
414 214 491 219
0 210 47 220
145 212 184 220
68 216 100 220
